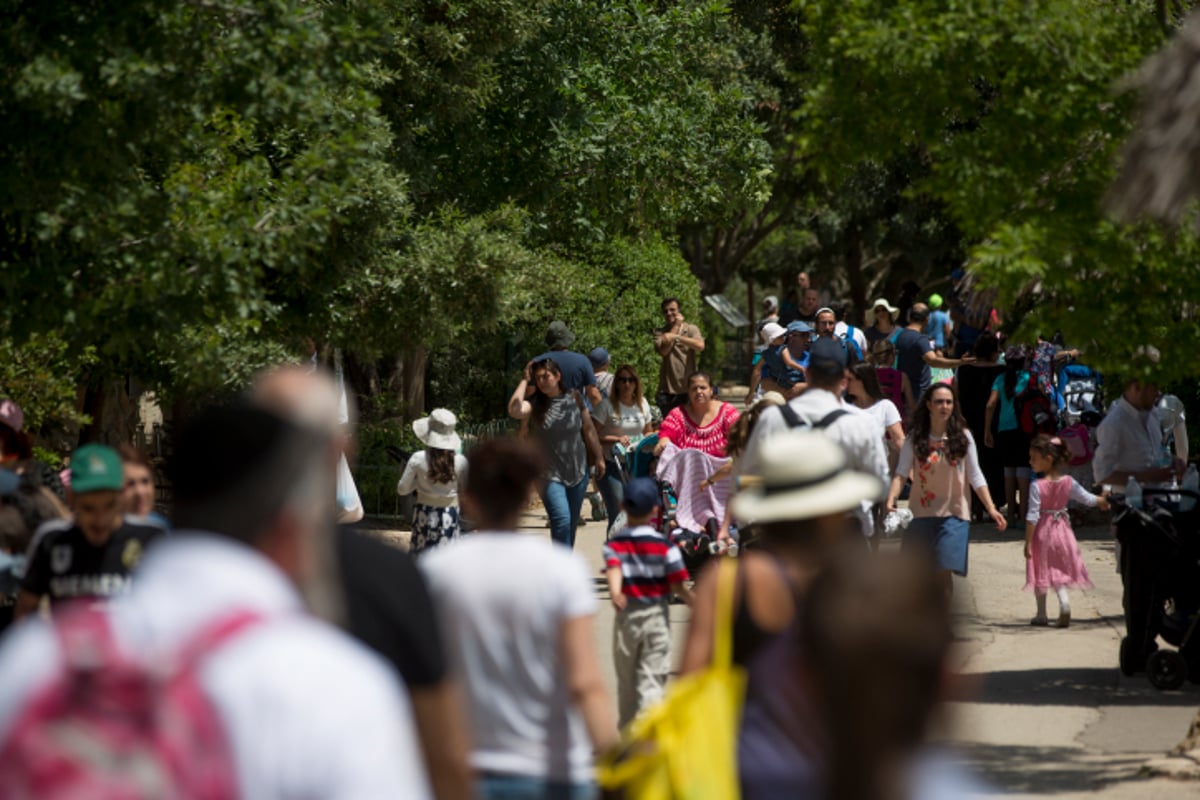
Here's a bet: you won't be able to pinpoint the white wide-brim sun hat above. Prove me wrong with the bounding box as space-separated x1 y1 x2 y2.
412 408 462 451
733 429 884 524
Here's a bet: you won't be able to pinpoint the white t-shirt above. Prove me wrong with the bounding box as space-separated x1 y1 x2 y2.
863 398 901 432
420 534 598 782
397 450 469 507
593 397 652 441
0 534 431 799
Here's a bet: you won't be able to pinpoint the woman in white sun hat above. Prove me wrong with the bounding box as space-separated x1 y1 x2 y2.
398 408 469 555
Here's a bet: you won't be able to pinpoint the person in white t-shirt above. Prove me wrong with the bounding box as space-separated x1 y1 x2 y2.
420 437 617 799
846 364 905 470
590 364 654 526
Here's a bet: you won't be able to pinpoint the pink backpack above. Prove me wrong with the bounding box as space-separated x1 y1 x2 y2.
1060 423 1094 466
0 605 260 799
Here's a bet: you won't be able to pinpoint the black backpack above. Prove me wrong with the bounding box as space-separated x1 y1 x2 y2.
779 406 850 431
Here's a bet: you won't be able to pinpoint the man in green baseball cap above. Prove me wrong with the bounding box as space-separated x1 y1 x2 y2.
16 443 163 619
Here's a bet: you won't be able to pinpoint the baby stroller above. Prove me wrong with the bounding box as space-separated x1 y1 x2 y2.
655 442 733 578
1056 363 1104 427
608 434 677 537
1113 488 1200 690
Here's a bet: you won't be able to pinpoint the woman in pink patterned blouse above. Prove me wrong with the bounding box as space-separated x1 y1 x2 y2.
884 383 1006 596
652 372 740 458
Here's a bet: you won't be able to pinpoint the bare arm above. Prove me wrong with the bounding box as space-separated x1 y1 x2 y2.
923 350 971 370
606 566 626 611
1023 521 1036 560
508 376 533 419
409 681 475 800
885 421 905 454
902 374 915 415
585 384 602 408
781 348 804 371
654 326 678 357
561 614 619 752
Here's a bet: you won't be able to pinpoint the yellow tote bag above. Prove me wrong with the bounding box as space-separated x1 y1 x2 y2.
596 558 745 800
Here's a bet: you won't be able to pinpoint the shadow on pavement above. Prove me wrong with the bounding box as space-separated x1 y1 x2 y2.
967 524 1115 546
964 666 1199 707
953 742 1157 795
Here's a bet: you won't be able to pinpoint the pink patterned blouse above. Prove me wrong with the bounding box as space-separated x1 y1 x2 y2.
658 402 740 458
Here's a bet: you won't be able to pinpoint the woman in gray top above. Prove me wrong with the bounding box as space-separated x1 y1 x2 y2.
508 358 604 548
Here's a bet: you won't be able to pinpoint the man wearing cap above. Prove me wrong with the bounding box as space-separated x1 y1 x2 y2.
15 443 164 619
761 321 811 399
533 321 602 408
654 297 705 416
589 347 614 401
925 294 953 353
741 338 888 539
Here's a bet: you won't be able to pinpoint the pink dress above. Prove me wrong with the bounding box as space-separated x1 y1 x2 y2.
1024 476 1093 591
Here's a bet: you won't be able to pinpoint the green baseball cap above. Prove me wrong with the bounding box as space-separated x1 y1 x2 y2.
70 444 124 494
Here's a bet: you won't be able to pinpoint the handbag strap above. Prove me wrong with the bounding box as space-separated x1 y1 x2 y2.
712 556 738 668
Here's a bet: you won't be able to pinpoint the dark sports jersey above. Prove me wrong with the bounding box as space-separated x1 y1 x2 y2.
21 522 163 606
336 526 447 688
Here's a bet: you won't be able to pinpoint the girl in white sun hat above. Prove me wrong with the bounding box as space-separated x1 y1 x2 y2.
398 408 469 555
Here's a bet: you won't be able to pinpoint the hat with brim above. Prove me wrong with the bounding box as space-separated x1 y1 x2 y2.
786 321 813 335
545 320 575 349
871 298 900 317
70 443 124 494
413 409 462 451
733 430 884 524
760 322 787 343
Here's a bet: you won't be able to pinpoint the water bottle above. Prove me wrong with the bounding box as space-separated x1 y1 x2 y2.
1125 476 1142 510
1181 465 1198 512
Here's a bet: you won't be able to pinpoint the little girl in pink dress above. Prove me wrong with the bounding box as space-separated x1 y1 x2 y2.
1024 434 1110 627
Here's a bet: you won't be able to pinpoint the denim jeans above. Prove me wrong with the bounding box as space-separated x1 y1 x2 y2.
479 773 596 800
542 476 588 548
597 458 623 532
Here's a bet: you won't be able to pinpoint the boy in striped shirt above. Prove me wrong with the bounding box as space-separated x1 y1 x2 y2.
603 478 693 727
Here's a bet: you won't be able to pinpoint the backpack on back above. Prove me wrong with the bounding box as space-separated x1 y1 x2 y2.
1059 423 1095 466
0 605 260 800
1015 384 1057 436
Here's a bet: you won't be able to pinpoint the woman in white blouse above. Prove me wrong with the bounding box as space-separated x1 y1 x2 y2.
847 363 906 471
590 364 654 525
397 409 469 555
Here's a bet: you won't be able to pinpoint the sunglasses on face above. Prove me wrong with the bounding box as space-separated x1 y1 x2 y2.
616 376 636 383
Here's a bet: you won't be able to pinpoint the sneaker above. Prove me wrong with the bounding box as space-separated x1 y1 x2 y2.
1056 611 1071 629
1030 616 1050 626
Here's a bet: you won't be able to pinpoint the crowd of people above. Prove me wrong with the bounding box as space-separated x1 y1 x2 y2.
0 267 1188 799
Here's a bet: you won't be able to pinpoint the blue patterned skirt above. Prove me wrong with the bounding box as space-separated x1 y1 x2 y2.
411 503 461 555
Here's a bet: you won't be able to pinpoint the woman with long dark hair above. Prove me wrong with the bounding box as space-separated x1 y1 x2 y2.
591 364 654 525
397 408 468 555
847 363 906 470
508 357 604 548
984 345 1033 523
885 384 1006 594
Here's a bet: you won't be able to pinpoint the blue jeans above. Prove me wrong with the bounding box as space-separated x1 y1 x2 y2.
479 773 595 800
542 476 588 548
597 458 623 531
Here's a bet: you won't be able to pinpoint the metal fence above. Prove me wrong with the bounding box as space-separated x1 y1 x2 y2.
353 417 516 520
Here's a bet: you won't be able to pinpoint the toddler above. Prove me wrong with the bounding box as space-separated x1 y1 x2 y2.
1024 434 1109 627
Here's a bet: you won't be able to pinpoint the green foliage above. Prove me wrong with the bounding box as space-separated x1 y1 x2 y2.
796 0 1200 382
0 333 98 433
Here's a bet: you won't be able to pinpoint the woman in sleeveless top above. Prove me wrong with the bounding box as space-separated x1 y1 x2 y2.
679 430 885 799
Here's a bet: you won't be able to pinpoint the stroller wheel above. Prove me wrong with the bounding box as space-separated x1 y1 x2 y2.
1147 650 1187 691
